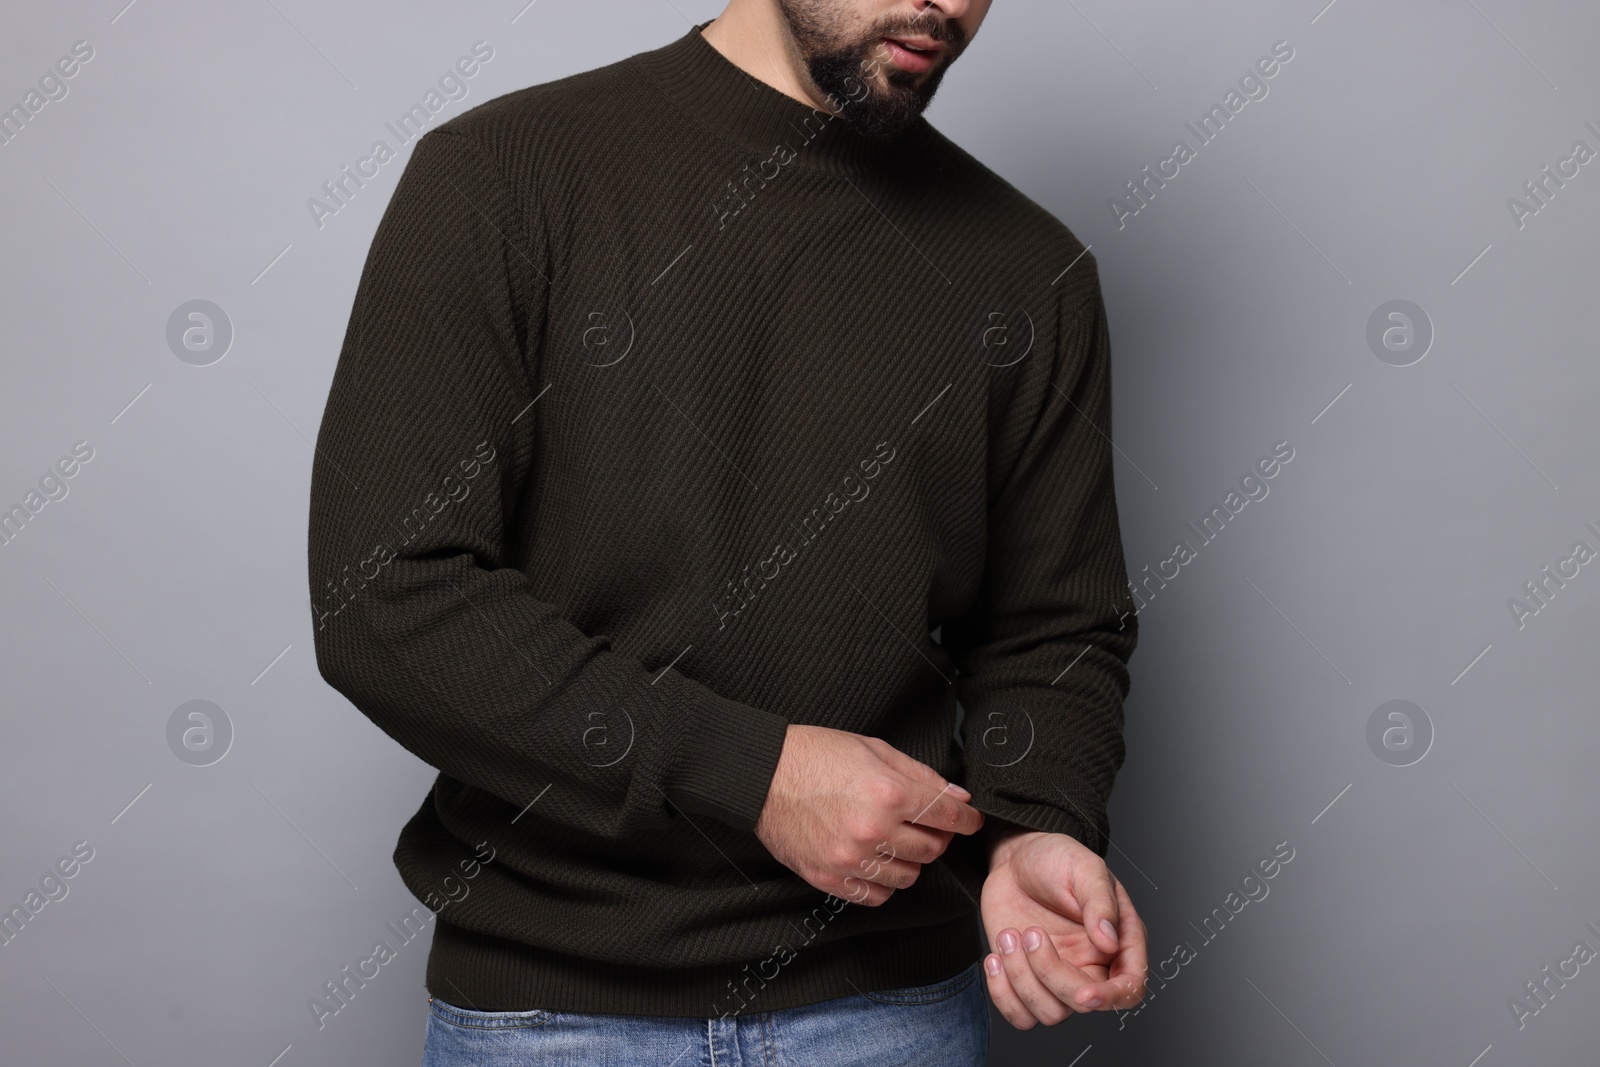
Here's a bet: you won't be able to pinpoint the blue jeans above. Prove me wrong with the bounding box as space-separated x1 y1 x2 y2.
421 960 990 1066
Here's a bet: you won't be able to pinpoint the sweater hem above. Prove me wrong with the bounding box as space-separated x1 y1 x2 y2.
424 909 983 1018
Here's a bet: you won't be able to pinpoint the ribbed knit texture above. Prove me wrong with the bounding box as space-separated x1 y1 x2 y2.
307 22 1137 1017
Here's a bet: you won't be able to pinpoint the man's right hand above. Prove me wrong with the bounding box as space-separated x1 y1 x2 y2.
753 724 985 906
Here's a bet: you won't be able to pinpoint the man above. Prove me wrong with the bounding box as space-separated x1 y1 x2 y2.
307 0 1148 1061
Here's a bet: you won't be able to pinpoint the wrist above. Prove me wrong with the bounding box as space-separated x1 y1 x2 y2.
986 817 1048 869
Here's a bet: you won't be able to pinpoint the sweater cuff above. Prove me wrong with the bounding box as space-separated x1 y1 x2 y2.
977 799 1106 858
937 798 1107 909
657 674 790 833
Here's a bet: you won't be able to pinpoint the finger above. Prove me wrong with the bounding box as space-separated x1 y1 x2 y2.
982 950 1040 1030
857 857 925 891
997 928 1074 1025
1018 925 1107 1014
901 780 984 836
836 874 894 907
881 823 956 865
1097 877 1150 1009
868 739 972 801
1069 853 1122 956
1078 962 1111 984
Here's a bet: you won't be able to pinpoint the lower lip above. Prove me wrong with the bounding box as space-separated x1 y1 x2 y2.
882 38 939 74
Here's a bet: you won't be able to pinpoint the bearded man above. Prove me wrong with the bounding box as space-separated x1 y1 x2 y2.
308 1 1149 1062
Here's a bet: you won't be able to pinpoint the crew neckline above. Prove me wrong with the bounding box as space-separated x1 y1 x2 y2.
630 20 935 182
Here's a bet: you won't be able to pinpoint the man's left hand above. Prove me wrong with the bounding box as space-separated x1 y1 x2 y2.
979 827 1148 1028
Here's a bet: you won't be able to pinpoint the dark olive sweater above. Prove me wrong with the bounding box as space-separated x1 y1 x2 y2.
307 21 1136 1018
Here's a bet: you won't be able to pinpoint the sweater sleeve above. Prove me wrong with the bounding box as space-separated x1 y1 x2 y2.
307 127 790 839
942 269 1138 864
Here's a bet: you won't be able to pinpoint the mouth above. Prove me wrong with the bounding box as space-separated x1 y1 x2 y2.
881 35 944 74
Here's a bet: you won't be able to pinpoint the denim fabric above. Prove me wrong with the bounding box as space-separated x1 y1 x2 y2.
421 960 990 1066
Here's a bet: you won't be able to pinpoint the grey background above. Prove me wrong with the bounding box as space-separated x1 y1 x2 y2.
2 0 1596 1064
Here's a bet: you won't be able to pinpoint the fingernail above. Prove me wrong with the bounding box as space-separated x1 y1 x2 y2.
947 783 972 800
985 954 1002 977
1100 918 1119 945
1023 929 1042 952
1078 990 1101 1008
999 931 1019 955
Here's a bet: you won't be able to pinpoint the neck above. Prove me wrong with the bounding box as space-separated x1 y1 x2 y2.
701 1 834 114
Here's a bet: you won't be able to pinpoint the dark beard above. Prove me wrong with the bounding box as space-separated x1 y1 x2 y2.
776 1 964 139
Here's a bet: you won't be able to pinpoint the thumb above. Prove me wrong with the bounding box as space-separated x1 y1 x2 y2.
1074 856 1121 955
1021 842 1121 955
